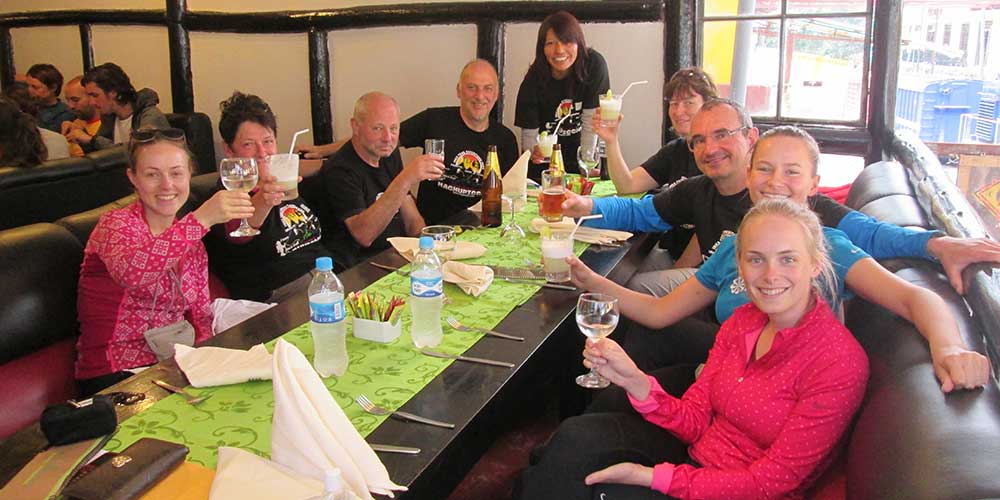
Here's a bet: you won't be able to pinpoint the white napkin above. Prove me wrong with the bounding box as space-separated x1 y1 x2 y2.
209 447 324 499
174 344 273 388
270 339 406 499
467 150 532 213
388 237 486 261
211 298 276 334
503 150 531 199
442 261 494 297
529 217 633 245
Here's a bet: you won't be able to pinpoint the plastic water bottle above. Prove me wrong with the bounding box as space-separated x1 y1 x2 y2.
410 236 444 348
304 469 348 500
308 257 348 377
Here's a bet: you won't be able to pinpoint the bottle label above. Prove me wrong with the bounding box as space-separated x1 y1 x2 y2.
411 275 443 298
310 299 345 323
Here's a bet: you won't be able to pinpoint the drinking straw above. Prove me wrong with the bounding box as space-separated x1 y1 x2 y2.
288 128 310 155
570 214 604 240
619 80 649 99
552 111 576 136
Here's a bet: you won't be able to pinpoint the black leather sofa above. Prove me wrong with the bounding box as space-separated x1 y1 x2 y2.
0 152 998 498
0 112 216 231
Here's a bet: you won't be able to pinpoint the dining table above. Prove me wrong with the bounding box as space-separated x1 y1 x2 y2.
0 186 654 499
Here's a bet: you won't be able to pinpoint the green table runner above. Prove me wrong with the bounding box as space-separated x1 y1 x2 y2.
105 193 606 467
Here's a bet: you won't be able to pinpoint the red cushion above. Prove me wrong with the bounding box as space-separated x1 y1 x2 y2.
0 339 78 440
807 453 846 500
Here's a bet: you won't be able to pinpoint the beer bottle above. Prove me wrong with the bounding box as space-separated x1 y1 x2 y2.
481 145 503 227
550 143 565 173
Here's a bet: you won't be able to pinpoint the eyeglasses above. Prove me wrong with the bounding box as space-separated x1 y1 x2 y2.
131 127 186 144
687 127 748 152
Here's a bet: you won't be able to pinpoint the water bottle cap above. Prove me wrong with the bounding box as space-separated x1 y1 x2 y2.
418 236 434 249
315 256 333 271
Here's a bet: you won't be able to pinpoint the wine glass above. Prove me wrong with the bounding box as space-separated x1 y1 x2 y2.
219 158 260 237
575 293 620 389
577 146 600 179
500 195 525 240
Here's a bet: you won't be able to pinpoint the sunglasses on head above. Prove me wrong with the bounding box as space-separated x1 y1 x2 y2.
131 127 186 143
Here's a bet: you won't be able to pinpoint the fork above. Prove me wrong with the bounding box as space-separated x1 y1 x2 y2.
355 394 455 429
446 316 524 341
152 379 209 405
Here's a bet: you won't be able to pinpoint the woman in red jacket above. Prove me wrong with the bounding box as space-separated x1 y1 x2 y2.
516 198 869 499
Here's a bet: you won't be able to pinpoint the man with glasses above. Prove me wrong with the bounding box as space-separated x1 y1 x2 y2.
563 98 758 295
563 97 1000 298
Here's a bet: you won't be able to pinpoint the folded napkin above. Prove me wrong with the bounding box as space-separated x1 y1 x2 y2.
529 217 633 245
211 446 352 500
270 339 406 499
174 344 273 388
442 261 493 297
503 150 531 199
389 237 486 261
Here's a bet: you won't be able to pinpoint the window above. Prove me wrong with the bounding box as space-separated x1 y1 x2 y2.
896 3 999 146
697 0 873 124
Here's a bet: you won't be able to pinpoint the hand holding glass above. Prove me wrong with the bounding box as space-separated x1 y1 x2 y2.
219 158 260 237
576 293 620 389
540 230 573 283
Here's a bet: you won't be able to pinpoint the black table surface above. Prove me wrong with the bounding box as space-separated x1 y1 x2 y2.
0 218 654 498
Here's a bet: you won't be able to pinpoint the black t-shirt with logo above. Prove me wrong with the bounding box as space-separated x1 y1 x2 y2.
514 48 610 175
320 143 407 269
643 137 702 187
642 137 703 259
651 175 852 263
205 191 328 302
399 107 519 224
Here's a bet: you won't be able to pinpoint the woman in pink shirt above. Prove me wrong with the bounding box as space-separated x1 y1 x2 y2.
75 129 254 396
516 199 869 499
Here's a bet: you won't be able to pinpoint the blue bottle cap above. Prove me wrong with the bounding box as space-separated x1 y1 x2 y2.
315 256 333 271
419 236 434 249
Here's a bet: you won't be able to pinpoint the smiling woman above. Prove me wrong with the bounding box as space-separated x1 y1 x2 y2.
515 10 610 178
75 129 254 396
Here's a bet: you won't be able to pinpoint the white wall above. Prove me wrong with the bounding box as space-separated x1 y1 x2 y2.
4 2 665 166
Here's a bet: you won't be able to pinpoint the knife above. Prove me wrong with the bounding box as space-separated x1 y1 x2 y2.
501 277 577 291
370 261 409 276
420 348 515 368
370 443 421 454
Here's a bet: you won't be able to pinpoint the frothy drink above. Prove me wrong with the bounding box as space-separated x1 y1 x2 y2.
268 153 300 201
599 93 622 126
541 232 573 283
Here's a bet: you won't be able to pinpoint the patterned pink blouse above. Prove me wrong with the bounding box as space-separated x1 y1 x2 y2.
76 202 213 380
629 299 869 499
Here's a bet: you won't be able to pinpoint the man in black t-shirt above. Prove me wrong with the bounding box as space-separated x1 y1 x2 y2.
400 60 519 224
315 92 444 270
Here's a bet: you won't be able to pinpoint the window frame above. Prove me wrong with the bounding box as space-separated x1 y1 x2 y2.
694 0 876 128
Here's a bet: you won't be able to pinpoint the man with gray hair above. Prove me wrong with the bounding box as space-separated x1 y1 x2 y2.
317 91 445 269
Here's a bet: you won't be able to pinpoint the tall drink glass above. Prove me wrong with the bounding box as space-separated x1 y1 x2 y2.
599 93 623 127
540 230 573 283
268 153 299 201
539 169 566 223
536 132 558 161
420 225 456 262
575 293 619 388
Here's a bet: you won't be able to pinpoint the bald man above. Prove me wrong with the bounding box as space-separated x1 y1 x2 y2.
318 92 445 269
399 59 519 223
